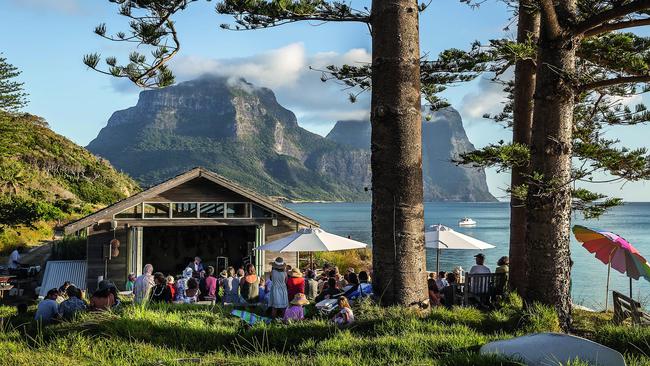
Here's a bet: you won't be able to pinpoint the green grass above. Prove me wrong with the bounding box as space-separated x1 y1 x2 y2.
0 297 648 366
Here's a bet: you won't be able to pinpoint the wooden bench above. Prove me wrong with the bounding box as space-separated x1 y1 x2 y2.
613 291 650 326
463 273 507 307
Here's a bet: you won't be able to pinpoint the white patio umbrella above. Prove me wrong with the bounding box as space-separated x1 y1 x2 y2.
425 224 496 273
254 227 368 268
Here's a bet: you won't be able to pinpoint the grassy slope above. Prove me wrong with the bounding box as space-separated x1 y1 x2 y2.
0 112 139 252
1 296 648 366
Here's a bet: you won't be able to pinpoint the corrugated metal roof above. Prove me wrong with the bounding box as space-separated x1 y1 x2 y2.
39 260 87 297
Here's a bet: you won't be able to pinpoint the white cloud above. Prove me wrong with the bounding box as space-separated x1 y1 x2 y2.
459 71 511 120
114 43 373 136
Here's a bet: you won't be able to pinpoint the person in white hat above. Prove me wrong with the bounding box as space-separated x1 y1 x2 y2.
269 257 288 318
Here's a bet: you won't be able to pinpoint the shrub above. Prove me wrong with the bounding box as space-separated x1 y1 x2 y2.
592 324 650 355
50 236 86 260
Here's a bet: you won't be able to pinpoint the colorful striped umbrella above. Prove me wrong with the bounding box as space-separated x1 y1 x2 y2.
572 225 650 309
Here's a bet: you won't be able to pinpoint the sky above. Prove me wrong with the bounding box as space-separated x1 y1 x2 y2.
1 0 649 201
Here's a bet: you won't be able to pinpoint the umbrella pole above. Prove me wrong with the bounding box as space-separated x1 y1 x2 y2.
310 252 313 270
436 247 440 274
605 262 611 311
630 277 633 299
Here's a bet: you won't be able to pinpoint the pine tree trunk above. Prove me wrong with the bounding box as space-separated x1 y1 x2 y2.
524 0 576 329
370 0 427 306
509 0 539 296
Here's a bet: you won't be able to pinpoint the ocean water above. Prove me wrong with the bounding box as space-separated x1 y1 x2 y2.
286 202 650 309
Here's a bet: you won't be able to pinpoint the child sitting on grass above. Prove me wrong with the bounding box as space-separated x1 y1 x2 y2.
283 293 309 323
333 296 354 327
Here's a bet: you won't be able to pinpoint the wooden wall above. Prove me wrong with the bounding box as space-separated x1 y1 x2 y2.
147 177 246 202
86 225 128 292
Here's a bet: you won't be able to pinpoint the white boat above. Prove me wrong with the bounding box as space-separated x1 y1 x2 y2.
458 217 477 227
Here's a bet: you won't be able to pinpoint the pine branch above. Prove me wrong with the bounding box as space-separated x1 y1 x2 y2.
574 0 650 36
584 17 650 36
579 74 650 91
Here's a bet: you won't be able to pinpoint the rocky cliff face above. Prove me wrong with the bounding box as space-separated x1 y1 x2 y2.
326 108 496 202
88 76 494 202
88 77 369 201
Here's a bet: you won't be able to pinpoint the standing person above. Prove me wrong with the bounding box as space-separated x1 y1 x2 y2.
134 264 154 304
333 296 354 327
286 268 305 303
187 256 204 276
469 254 491 274
59 286 86 320
269 257 288 318
7 246 22 270
166 276 176 300
125 273 136 292
305 270 319 301
34 289 60 324
239 263 260 305
150 272 173 303
222 267 240 304
203 266 217 300
283 293 309 323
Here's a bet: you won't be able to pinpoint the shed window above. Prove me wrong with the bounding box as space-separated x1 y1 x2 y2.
172 203 198 218
199 203 224 218
143 203 170 219
114 204 142 219
226 203 250 218
252 205 273 219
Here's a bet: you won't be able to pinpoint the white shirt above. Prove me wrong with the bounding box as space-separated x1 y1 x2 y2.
469 264 491 275
8 249 20 269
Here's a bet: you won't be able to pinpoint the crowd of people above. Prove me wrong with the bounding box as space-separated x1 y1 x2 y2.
33 256 370 327
34 280 120 324
33 253 505 326
427 254 509 308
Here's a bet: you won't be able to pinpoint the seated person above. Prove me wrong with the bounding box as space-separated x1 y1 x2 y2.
150 272 173 303
283 293 309 323
179 277 201 303
316 278 342 302
357 271 373 296
469 253 491 274
203 266 217 300
343 273 361 299
166 276 176 300
427 278 441 307
436 271 449 290
441 273 460 309
35 288 60 324
89 280 119 311
333 296 354 327
59 285 86 320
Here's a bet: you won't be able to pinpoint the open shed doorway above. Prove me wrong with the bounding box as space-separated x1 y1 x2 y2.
142 226 256 276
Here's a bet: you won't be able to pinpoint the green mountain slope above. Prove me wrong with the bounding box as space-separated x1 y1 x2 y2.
0 112 139 251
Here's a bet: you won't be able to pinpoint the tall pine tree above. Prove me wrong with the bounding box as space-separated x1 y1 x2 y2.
0 55 28 113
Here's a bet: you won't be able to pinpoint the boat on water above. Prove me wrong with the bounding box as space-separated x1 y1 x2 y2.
458 217 477 227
